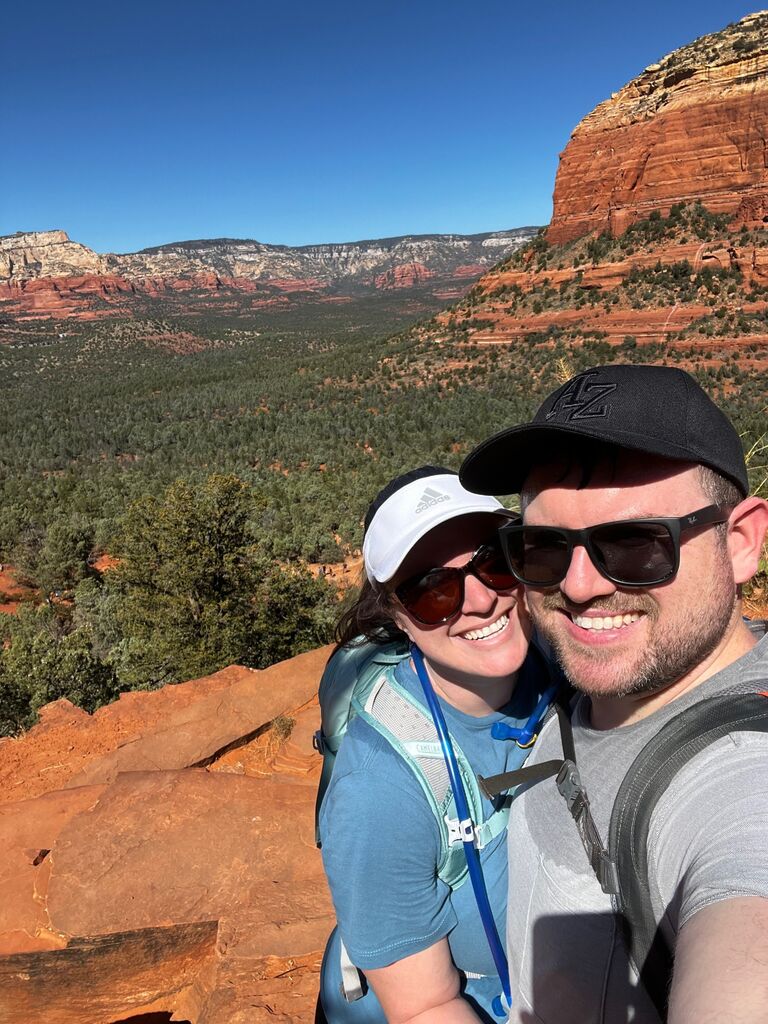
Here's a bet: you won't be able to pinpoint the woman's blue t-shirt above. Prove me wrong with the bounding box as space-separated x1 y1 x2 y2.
319 650 548 1021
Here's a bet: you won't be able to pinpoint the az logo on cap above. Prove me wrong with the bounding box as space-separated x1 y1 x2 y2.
545 372 617 422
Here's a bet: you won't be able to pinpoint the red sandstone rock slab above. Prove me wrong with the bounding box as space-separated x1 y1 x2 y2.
0 644 336 1022
210 697 321 784
200 951 323 1024
46 770 331 941
64 646 332 789
0 920 219 1024
0 767 332 1022
0 786 106 954
0 665 250 804
0 647 333 804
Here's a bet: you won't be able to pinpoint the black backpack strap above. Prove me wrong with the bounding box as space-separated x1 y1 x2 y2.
479 690 620 896
478 757 564 797
608 690 768 1021
549 698 619 895
313 731 336 848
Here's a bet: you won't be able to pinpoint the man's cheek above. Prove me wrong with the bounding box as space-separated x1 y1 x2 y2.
526 592 551 625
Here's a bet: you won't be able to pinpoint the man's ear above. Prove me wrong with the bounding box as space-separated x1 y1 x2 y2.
727 498 768 584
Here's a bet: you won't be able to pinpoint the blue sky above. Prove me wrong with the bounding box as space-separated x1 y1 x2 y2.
3 1 759 252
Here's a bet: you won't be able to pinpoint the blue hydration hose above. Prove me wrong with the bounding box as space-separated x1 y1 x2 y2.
410 644 512 1017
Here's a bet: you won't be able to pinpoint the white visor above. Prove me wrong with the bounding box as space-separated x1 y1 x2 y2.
363 473 507 583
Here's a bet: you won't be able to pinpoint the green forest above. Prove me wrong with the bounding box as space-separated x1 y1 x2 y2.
1 219 767 735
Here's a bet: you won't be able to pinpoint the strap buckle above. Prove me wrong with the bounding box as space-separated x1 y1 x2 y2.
556 760 618 895
556 759 585 811
445 815 480 848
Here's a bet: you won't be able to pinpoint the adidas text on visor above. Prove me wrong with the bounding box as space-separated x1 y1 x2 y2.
363 473 507 583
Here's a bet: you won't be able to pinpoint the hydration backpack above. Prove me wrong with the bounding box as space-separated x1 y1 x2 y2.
314 638 512 886
313 638 514 1005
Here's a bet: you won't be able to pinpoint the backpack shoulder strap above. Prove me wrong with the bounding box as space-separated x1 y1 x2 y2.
355 669 506 890
608 689 768 1021
314 639 409 845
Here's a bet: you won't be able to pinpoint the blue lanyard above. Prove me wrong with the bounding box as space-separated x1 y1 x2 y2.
410 644 512 1016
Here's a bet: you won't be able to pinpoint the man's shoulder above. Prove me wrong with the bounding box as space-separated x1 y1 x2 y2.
702 624 768 694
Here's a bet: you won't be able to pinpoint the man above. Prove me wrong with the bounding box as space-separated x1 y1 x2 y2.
460 364 768 1024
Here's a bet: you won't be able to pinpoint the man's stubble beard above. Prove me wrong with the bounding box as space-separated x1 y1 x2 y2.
530 555 737 699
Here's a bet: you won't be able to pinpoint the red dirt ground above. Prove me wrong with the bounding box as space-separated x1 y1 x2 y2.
0 566 36 615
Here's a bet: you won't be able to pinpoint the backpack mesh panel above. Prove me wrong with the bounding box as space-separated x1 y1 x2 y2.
369 682 451 806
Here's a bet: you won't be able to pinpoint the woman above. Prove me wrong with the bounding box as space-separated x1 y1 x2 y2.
318 466 556 1024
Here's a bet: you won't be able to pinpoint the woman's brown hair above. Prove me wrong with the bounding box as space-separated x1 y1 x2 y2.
334 575 407 651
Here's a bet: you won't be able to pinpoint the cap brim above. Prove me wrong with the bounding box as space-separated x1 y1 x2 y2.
459 422 713 495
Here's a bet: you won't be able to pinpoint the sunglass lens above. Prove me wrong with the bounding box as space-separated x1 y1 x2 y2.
473 543 519 590
397 569 463 624
591 523 676 585
505 528 571 586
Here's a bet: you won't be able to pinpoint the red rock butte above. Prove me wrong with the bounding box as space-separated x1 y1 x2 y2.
548 11 768 244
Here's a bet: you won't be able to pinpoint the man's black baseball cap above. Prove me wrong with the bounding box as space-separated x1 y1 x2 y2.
460 364 749 496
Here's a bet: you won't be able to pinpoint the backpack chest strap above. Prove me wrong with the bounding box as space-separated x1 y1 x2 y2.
478 695 619 894
445 802 510 849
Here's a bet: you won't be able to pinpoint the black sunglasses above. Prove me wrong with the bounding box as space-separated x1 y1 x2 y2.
395 536 519 625
498 504 733 589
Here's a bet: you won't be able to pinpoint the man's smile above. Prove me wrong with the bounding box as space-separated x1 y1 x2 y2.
571 612 643 631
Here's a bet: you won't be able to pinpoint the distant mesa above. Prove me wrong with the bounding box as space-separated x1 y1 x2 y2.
0 226 539 322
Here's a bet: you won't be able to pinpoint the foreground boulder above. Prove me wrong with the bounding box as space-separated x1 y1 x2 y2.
0 646 335 1023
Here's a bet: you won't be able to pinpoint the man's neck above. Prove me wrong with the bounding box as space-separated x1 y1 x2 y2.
589 611 759 730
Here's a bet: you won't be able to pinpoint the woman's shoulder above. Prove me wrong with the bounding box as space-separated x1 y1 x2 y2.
332 710 420 786
319 711 441 849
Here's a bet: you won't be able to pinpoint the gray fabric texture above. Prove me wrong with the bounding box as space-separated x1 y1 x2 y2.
505 631 768 1024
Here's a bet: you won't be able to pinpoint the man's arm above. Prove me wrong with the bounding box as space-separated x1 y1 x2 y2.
668 896 768 1024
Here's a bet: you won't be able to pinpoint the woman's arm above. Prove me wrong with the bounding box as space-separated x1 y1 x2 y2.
321 726 489 1021
365 937 484 1024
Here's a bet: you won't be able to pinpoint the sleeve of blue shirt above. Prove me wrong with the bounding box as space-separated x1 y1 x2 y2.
320 717 457 969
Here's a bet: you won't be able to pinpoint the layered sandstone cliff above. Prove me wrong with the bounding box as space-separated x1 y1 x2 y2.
425 13 768 373
0 231 107 280
111 231 532 285
548 11 768 244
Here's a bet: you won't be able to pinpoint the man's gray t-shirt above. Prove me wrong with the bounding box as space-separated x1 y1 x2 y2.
505 631 768 1023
